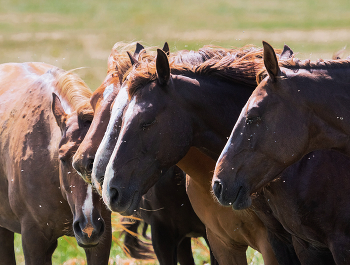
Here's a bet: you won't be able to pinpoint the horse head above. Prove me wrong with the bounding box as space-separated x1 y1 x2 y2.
212 41 312 210
72 43 144 192
52 92 106 247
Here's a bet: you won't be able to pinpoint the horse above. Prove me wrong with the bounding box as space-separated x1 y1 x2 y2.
0 63 111 265
72 42 218 265
212 42 350 264
97 45 298 264
212 41 350 210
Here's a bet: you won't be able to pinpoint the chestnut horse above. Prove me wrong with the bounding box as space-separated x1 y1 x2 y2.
0 63 111 265
213 42 350 264
72 42 219 264
97 46 296 264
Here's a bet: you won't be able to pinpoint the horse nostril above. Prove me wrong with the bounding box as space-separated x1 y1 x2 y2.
212 180 223 199
87 158 94 172
109 187 120 205
73 220 82 236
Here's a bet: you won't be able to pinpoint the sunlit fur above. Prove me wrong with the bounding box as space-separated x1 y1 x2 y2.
51 68 93 121
126 45 282 99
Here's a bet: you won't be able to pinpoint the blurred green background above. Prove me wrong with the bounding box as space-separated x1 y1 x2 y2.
1 0 350 90
2 0 350 264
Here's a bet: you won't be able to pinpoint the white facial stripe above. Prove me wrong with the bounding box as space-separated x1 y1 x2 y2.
92 86 129 178
82 184 94 222
103 83 114 101
104 97 140 183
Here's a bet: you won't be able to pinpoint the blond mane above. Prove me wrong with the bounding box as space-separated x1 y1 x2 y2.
50 68 94 121
126 45 271 99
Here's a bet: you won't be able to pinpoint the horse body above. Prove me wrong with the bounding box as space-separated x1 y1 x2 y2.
100 48 289 264
213 42 350 264
0 63 111 265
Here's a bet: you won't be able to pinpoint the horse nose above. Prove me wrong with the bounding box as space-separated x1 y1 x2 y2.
73 216 105 247
212 180 223 200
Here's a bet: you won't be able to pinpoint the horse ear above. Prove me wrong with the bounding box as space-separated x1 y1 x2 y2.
280 44 293 59
127 51 138 66
134 42 144 59
332 46 346 60
52 93 67 130
156 49 170 86
162 42 170 56
263 41 281 81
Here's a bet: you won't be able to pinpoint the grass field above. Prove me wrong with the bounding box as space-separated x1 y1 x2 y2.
2 0 350 264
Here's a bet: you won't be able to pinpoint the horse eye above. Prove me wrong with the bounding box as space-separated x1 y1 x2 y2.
60 157 67 165
246 116 261 125
141 120 156 130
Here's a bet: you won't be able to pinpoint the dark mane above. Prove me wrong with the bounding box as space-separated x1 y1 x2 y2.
126 45 271 99
257 57 350 84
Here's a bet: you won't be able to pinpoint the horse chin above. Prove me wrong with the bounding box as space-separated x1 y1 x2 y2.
76 241 99 249
232 186 252 210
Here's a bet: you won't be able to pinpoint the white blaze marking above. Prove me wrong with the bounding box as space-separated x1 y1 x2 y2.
104 97 137 183
82 184 94 222
103 84 114 101
92 86 129 179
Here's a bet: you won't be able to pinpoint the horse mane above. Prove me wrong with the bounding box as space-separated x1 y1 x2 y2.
50 68 94 121
126 45 270 99
256 57 350 84
107 42 139 81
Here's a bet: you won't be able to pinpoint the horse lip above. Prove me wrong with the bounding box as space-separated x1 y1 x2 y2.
119 190 141 216
77 241 99 249
232 185 251 210
234 186 243 201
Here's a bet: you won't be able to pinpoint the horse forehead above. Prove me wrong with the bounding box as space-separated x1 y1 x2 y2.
103 83 114 100
123 97 143 123
246 87 267 111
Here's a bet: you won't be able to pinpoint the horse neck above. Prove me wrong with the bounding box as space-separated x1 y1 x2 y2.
173 74 254 159
294 68 350 153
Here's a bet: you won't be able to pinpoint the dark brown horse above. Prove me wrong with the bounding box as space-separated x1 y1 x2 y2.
72 42 218 264
0 63 111 265
212 42 350 264
97 45 295 264
213 41 350 210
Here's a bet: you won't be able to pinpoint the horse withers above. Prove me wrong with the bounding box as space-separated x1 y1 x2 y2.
0 63 111 265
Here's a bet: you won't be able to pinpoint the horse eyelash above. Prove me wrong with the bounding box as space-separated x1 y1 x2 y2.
141 120 156 130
